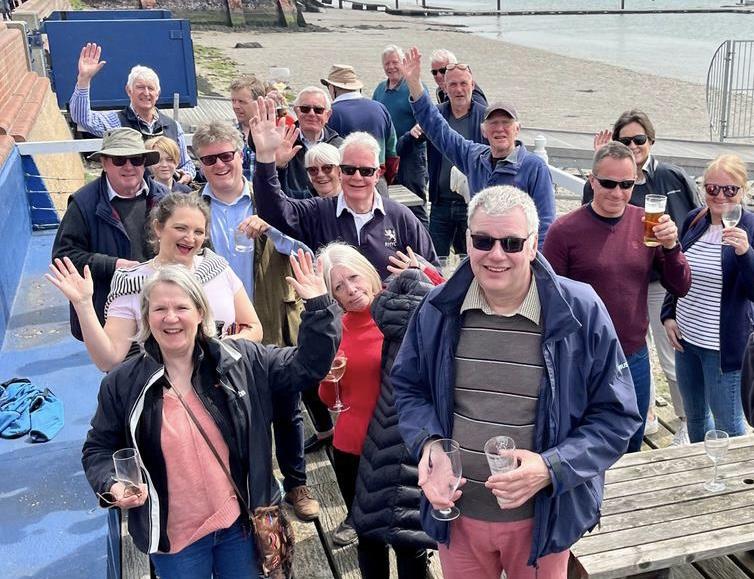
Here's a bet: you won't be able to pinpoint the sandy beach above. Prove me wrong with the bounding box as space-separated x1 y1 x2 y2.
192 8 711 140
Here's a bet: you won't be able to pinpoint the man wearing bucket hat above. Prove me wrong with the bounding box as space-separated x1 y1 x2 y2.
322 64 399 190
52 127 169 341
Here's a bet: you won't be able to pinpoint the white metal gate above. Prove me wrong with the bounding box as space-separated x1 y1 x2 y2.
706 40 754 142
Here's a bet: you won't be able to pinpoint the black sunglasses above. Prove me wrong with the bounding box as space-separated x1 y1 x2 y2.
199 150 236 166
593 176 636 190
616 134 649 147
430 67 447 76
297 105 326 115
705 183 741 198
306 164 336 176
110 156 147 167
340 165 378 177
470 233 532 253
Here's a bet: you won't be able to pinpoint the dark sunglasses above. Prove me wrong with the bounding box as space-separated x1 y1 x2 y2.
306 164 336 176
446 63 472 73
470 233 532 253
430 67 447 76
199 150 236 166
616 134 649 147
340 165 378 177
296 105 326 115
593 176 636 190
704 183 741 198
110 155 147 167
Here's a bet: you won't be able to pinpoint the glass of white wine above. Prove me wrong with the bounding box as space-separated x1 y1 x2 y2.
703 429 729 492
325 352 349 413
721 203 742 245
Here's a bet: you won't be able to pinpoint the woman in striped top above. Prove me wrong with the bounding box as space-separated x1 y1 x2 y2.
662 155 754 443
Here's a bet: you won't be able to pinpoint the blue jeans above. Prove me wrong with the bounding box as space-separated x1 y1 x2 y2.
626 346 651 452
429 200 468 258
272 390 306 492
675 341 747 443
150 519 260 579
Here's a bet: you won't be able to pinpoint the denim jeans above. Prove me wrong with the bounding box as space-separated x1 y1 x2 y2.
430 200 468 258
675 341 747 443
626 345 651 452
150 519 259 579
272 390 306 492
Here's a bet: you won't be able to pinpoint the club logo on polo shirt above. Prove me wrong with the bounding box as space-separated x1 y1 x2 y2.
384 228 397 248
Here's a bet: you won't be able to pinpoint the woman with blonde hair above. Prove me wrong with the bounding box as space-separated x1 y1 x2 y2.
662 154 754 442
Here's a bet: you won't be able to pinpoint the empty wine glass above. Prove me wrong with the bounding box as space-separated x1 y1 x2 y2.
703 429 729 492
427 438 463 521
721 203 742 245
113 448 144 496
325 352 349 413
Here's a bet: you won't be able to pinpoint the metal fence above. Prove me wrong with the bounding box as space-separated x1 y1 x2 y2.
706 39 754 142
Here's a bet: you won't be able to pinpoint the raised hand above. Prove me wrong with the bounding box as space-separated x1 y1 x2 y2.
77 43 107 87
275 123 302 168
387 245 420 275
403 46 424 99
45 257 94 307
286 249 327 300
593 129 613 151
249 96 286 163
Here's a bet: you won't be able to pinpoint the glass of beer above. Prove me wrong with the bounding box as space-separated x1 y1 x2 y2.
643 194 667 247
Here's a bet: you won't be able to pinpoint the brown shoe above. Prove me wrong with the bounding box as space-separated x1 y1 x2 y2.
285 485 320 521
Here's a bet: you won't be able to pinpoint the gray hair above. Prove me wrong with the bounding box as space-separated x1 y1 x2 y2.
592 141 636 174
467 186 539 247
294 86 332 110
305 142 341 168
317 242 382 305
136 265 216 345
382 44 405 61
339 132 380 167
127 65 161 92
430 49 457 65
192 120 244 154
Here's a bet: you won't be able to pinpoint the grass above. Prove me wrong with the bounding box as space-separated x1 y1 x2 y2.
69 0 88 10
193 44 239 96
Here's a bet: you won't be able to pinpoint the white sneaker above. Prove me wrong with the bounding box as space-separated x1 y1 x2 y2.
644 415 660 435
670 422 690 447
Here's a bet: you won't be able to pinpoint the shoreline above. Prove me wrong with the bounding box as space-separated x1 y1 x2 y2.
193 7 711 140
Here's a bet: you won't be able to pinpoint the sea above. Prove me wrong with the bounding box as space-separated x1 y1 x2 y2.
426 0 754 85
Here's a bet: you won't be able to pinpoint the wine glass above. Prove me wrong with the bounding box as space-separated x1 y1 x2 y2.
325 352 349 413
427 438 463 521
703 429 729 492
113 448 144 497
721 203 742 245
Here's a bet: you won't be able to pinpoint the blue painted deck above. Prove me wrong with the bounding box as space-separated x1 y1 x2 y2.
0 231 107 579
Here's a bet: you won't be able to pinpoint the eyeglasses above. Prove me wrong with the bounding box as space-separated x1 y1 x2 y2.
593 176 636 190
616 134 649 147
430 67 447 76
296 105 326 115
110 156 147 167
306 164 336 176
446 63 472 73
199 150 236 166
340 165 378 177
470 233 532 253
704 183 741 198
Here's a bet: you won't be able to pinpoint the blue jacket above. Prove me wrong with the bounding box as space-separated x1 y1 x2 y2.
411 91 555 247
391 256 641 565
661 207 754 372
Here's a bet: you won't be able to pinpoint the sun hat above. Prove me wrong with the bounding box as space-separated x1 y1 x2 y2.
88 127 161 166
320 65 364 91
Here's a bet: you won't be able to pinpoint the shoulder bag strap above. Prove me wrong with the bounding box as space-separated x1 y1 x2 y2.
688 207 709 231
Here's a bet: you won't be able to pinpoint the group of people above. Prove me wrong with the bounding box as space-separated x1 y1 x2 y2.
49 40 754 579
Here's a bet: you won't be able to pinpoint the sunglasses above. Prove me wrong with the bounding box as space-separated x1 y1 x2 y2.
616 134 649 147
446 63 472 73
340 165 378 177
470 233 532 253
430 67 447 76
296 105 326 115
593 176 636 190
96 483 144 507
306 164 336 176
704 183 741 198
199 150 236 166
110 155 146 167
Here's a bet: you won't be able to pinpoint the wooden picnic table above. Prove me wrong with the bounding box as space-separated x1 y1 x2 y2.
570 434 754 579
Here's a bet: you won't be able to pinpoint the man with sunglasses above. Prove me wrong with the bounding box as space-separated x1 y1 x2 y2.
402 47 555 249
53 127 168 341
543 141 691 453
392 185 641 579
429 48 487 106
274 86 343 200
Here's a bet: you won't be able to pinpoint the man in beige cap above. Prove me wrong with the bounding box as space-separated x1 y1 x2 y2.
321 64 399 189
52 127 168 340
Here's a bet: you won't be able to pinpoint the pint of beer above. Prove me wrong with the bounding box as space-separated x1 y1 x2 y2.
644 194 667 247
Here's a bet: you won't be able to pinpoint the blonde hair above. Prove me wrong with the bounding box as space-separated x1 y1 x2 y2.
145 136 180 165
317 242 382 304
704 154 749 192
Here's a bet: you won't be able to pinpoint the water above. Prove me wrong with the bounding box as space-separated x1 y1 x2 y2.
428 1 754 84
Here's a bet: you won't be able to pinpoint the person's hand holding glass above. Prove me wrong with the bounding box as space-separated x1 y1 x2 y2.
484 436 517 508
418 438 465 521
721 203 749 255
98 448 148 509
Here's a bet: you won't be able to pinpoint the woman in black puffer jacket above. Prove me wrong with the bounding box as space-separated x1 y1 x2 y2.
350 268 437 579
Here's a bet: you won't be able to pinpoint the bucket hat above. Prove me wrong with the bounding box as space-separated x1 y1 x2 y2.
320 65 364 91
88 127 161 166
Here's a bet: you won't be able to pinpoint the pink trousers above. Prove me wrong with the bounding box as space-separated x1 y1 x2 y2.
438 516 570 579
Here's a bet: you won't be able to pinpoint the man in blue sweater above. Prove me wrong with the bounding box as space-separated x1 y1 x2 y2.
403 47 556 248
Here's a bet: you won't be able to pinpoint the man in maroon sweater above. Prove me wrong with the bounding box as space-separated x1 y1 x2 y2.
542 141 690 452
